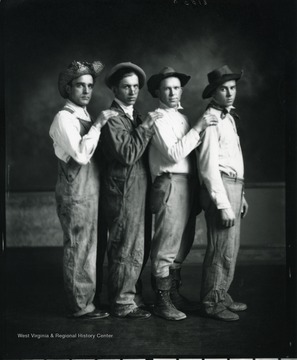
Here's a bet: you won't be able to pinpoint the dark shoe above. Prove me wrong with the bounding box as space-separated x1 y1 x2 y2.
228 302 247 312
124 307 151 319
70 309 109 320
205 309 239 322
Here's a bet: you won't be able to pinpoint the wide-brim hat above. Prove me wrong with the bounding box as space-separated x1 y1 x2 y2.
147 67 191 98
58 60 104 99
202 65 243 99
105 62 146 89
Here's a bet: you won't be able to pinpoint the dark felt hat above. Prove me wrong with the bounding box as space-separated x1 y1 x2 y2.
105 62 146 89
58 60 104 98
147 67 191 98
202 65 243 99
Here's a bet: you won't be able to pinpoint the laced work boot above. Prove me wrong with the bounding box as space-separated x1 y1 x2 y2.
153 275 187 321
170 268 200 312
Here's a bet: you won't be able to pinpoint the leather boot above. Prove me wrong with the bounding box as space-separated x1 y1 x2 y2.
153 275 187 321
170 268 200 312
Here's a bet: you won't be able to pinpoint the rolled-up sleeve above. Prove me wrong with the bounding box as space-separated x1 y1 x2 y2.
49 112 100 165
152 115 201 163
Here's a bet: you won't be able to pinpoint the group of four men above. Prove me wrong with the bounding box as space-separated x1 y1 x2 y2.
49 60 248 323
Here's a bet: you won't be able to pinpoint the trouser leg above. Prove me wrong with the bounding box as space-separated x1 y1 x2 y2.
200 179 243 315
106 174 147 316
58 196 98 316
94 199 108 306
151 175 193 279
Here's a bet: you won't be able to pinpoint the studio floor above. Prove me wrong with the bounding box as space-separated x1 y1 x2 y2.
2 247 292 358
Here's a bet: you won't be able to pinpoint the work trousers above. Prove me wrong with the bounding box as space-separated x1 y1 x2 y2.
150 173 197 279
200 175 244 315
102 169 147 316
56 158 100 317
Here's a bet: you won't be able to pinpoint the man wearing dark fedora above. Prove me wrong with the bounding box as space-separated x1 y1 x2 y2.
147 67 218 321
100 62 162 319
49 60 117 319
196 65 249 321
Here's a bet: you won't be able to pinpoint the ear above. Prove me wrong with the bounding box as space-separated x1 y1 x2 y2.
65 84 71 96
111 86 117 96
155 89 160 97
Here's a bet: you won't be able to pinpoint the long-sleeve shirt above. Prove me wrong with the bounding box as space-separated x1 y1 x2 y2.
49 100 101 165
196 106 244 209
149 101 201 180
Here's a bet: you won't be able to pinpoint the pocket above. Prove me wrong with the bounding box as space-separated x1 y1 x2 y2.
60 158 82 183
150 174 172 214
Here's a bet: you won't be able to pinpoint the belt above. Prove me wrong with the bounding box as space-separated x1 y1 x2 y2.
159 172 193 179
221 172 244 182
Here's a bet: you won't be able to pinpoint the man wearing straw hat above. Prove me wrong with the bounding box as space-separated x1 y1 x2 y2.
100 62 163 319
49 60 117 319
197 65 249 322
147 66 218 321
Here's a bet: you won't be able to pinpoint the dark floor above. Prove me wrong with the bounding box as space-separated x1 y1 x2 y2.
2 248 292 358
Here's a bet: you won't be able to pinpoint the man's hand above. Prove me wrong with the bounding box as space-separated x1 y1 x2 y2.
193 109 218 133
141 111 163 130
241 196 249 218
219 208 235 228
93 110 119 130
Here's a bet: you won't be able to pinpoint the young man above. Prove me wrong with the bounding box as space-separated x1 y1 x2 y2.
100 62 162 319
49 60 117 319
197 65 249 322
147 67 218 321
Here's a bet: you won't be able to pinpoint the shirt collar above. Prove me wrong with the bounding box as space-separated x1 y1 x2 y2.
65 99 91 121
159 100 183 112
210 100 235 112
114 98 134 119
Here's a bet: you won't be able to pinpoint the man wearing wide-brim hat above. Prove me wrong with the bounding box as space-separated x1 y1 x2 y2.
49 60 117 319
99 62 162 319
147 66 218 321
196 65 249 322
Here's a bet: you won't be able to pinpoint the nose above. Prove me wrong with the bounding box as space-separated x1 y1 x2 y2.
129 86 136 95
83 85 90 94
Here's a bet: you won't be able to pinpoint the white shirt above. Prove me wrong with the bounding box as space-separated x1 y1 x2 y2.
49 100 101 165
196 106 244 209
149 101 201 180
114 98 134 120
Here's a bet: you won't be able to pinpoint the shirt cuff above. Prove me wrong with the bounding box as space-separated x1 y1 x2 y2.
211 191 232 209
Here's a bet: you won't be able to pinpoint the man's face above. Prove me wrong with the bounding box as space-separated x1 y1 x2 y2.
66 74 94 107
156 76 183 109
113 73 139 106
212 80 237 107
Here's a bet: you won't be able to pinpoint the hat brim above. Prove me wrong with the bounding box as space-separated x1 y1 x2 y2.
147 72 191 98
105 62 146 89
202 72 242 99
58 63 104 99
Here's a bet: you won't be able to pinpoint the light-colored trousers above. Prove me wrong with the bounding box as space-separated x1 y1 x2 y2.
150 173 197 279
200 174 244 315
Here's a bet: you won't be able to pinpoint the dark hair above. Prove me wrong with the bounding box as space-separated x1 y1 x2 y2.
109 69 138 88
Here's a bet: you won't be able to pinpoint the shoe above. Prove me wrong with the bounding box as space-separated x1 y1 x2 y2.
70 309 109 320
228 302 247 312
125 307 151 319
205 309 239 322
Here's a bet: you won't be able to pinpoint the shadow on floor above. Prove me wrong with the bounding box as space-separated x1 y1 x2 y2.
2 247 291 358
